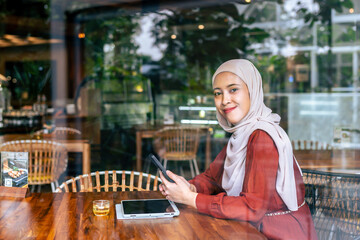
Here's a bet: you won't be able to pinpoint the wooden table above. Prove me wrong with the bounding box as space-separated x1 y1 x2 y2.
134 124 212 172
295 149 360 173
0 133 91 174
0 191 266 239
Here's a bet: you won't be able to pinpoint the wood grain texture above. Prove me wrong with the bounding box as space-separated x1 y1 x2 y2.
295 149 360 173
0 191 266 239
0 186 30 198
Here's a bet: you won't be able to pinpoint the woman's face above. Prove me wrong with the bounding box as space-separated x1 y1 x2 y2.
213 72 250 125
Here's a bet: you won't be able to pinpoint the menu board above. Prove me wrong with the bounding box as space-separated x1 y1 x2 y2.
1 152 29 188
334 126 360 144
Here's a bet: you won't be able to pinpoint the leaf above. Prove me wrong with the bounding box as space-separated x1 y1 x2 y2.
341 0 353 9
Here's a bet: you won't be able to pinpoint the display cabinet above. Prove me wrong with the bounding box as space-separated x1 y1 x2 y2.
101 77 153 130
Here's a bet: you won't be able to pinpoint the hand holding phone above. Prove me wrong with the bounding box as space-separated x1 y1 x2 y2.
148 154 175 183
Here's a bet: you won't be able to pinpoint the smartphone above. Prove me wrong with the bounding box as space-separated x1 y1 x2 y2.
148 154 175 183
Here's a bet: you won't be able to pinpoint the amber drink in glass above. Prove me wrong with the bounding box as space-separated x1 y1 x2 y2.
93 200 110 216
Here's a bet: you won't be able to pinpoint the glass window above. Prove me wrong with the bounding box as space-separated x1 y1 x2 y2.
0 0 359 238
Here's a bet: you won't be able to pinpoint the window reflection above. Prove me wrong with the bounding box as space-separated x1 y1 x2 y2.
0 0 360 239
0 0 359 235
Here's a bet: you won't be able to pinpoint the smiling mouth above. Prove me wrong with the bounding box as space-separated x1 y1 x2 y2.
223 106 237 114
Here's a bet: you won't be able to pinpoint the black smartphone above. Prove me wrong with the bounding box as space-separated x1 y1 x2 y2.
148 154 175 183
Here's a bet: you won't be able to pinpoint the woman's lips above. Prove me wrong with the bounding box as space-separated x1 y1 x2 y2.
223 106 237 114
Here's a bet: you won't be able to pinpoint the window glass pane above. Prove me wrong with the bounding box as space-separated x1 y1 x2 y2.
1 1 359 238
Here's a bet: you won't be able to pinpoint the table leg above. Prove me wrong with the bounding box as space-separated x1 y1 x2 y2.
83 143 91 174
136 131 142 171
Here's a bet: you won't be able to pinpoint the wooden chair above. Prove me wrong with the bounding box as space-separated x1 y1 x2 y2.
0 140 68 192
35 127 81 136
302 169 360 240
34 127 82 177
154 126 200 178
55 170 161 192
291 140 332 150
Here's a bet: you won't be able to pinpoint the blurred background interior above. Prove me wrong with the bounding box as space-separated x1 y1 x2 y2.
0 0 359 179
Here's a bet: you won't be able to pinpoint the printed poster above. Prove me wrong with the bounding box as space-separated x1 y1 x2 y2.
1 152 29 188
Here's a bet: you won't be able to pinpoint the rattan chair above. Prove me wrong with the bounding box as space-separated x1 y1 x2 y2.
35 127 81 136
292 140 332 150
154 126 200 178
35 126 82 177
0 140 68 192
302 169 360 240
55 170 161 192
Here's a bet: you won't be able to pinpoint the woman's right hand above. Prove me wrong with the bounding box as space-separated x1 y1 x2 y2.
159 173 197 193
189 183 197 193
159 170 198 208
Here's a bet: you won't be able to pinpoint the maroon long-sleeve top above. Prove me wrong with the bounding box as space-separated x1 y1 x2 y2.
189 130 317 240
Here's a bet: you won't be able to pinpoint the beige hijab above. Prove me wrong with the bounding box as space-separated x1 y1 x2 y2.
213 59 300 211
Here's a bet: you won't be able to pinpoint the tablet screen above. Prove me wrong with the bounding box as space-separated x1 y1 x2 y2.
122 199 175 215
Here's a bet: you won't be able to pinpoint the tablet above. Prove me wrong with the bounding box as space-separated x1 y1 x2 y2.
115 199 180 219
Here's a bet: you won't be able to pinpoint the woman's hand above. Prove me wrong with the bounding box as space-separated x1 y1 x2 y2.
159 170 198 209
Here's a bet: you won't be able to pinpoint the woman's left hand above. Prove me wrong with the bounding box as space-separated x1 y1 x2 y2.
159 170 198 209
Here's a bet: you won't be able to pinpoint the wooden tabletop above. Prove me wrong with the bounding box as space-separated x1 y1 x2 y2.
0 191 265 239
295 149 360 173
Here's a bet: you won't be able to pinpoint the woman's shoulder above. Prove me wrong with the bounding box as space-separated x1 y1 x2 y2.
248 129 275 146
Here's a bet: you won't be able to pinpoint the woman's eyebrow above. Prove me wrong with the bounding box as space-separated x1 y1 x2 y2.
227 83 241 88
213 83 241 90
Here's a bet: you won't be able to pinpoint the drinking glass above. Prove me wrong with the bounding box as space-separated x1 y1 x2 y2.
93 200 110 216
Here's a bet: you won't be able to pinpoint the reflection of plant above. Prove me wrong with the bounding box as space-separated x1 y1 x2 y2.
288 28 313 46
297 0 353 91
255 55 287 92
83 11 144 90
152 4 269 92
340 66 352 87
335 25 357 44
10 61 51 103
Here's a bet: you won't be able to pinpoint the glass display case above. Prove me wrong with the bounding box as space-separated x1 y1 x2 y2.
101 77 153 130
155 92 218 126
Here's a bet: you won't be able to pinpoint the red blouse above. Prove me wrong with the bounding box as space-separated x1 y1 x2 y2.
189 130 317 240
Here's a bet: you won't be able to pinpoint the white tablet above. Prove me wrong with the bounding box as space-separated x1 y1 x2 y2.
116 199 180 219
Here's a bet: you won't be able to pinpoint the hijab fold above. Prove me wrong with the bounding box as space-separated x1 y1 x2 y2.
213 59 301 211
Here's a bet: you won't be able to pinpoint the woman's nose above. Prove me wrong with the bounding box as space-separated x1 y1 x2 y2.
222 92 230 105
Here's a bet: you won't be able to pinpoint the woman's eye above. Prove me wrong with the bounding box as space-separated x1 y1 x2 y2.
214 92 221 96
230 88 238 93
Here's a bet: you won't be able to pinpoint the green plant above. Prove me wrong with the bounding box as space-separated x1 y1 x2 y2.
9 60 51 105
152 3 269 92
297 0 354 91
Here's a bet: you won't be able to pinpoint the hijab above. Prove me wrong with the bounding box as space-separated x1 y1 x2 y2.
213 59 301 211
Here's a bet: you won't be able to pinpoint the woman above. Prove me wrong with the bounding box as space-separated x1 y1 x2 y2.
159 59 317 240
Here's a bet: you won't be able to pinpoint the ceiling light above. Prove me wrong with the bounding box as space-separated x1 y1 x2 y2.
78 33 85 39
0 74 6 81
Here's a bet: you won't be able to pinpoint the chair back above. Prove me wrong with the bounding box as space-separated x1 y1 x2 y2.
35 127 81 136
302 169 360 240
292 140 332 150
0 140 68 185
155 126 200 161
55 170 161 192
